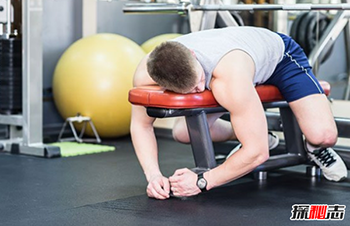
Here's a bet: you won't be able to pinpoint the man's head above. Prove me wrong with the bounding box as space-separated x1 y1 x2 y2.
147 41 205 93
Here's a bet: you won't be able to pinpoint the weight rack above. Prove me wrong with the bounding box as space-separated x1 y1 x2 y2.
0 0 59 157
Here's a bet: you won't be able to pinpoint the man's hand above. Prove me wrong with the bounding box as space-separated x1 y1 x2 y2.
147 175 170 200
169 168 201 197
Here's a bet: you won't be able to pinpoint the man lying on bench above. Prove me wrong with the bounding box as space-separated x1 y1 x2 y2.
130 26 347 200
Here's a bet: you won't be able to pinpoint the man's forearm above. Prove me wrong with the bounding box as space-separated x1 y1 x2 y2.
131 124 162 181
204 147 269 190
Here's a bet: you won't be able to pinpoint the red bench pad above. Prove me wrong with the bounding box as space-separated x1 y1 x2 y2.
129 81 330 109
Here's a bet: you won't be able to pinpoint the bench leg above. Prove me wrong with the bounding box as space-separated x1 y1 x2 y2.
185 107 305 171
280 107 306 158
185 111 217 169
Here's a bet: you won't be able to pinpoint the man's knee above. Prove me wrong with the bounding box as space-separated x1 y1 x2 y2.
307 129 338 147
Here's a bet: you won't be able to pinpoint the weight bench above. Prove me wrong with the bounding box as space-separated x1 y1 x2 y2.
129 81 331 175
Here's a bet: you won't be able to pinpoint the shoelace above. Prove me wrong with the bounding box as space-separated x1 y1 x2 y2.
311 148 337 167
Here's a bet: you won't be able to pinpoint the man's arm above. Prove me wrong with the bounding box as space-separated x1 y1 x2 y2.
169 51 270 195
204 52 270 189
131 55 170 199
130 106 158 180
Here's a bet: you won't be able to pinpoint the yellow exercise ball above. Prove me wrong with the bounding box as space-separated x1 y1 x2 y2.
53 33 145 138
141 33 182 54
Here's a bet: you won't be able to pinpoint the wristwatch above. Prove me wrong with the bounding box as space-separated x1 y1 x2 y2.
196 173 208 192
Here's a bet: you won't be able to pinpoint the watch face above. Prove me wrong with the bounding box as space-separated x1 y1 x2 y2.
198 178 207 189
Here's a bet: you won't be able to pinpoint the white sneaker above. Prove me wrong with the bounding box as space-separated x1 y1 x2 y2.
306 143 348 182
226 132 279 159
268 131 279 150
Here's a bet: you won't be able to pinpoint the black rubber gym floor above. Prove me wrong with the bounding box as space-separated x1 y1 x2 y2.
0 136 349 226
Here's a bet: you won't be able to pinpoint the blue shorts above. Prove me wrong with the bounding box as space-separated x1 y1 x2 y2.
264 33 324 102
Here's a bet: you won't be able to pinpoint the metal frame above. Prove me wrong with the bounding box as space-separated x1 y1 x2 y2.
187 0 238 32
0 0 11 38
123 1 350 33
266 110 350 168
0 0 60 158
308 10 350 73
292 1 350 98
185 111 216 168
123 2 350 14
58 115 101 144
266 111 350 141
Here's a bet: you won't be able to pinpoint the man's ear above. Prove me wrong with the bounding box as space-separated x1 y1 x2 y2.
190 49 196 58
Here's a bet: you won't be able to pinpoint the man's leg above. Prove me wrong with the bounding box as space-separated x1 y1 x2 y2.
289 94 348 181
173 113 279 156
172 113 236 144
289 94 337 147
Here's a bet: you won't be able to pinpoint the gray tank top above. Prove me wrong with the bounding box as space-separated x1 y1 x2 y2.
173 26 285 89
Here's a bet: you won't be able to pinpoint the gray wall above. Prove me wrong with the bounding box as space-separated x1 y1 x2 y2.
43 0 83 130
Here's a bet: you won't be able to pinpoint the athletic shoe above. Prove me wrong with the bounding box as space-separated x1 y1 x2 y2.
305 143 348 182
268 131 279 150
226 132 279 159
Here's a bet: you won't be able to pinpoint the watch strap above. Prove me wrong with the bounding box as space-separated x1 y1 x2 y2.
197 172 207 192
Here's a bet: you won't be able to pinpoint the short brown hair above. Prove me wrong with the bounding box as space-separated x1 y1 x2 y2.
147 41 197 93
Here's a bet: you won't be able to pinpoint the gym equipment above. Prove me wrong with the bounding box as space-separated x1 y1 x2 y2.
215 11 244 28
129 82 349 174
290 12 333 63
187 0 242 32
230 11 244 26
0 0 11 39
126 0 243 32
123 2 350 14
306 6 350 100
58 114 101 144
0 0 60 157
0 1 20 114
0 38 22 114
302 12 331 57
53 33 145 138
49 142 115 157
141 33 182 54
290 12 305 49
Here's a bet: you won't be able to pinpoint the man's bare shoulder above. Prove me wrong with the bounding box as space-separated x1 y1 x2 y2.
133 53 157 87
